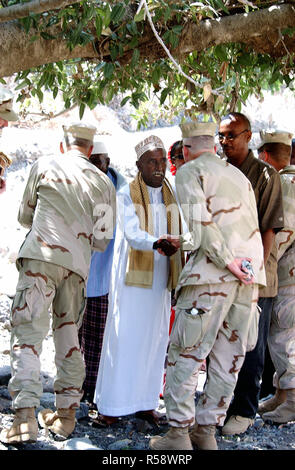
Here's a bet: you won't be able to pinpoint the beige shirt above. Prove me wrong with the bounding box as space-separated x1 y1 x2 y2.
275 165 295 287
17 149 117 281
175 152 266 302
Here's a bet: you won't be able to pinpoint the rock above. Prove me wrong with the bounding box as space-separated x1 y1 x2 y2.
62 437 102 450
75 403 89 420
39 392 55 410
107 439 132 450
41 374 54 393
0 366 11 386
0 387 11 400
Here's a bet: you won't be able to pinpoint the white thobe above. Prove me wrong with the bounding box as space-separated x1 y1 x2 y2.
94 183 171 416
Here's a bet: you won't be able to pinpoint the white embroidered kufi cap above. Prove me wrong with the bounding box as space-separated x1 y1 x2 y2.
135 135 165 160
0 85 18 122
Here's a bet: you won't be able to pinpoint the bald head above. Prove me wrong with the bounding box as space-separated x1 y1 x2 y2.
221 112 251 131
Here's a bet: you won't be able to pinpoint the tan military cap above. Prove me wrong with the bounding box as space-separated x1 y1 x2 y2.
63 122 97 142
92 141 108 155
258 130 293 148
180 121 216 138
0 85 18 122
135 135 165 160
0 151 12 170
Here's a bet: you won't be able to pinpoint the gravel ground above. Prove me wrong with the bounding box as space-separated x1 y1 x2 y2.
0 293 295 454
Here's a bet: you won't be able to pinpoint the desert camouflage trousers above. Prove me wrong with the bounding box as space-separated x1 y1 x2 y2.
164 281 259 427
268 284 295 389
8 258 86 410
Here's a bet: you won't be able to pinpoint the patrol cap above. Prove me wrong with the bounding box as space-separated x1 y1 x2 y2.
0 151 12 169
92 141 108 155
180 121 217 139
62 122 97 142
0 85 18 122
135 135 165 160
258 130 293 149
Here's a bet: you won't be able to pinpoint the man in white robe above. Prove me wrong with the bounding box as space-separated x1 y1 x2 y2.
94 135 183 424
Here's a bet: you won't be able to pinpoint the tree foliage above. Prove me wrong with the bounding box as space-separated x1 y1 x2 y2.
1 0 295 127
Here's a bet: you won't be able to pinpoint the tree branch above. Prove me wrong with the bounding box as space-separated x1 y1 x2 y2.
1 3 295 77
0 0 83 22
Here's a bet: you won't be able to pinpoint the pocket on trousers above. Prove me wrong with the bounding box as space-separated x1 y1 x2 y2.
170 308 210 350
273 297 295 329
11 279 45 326
246 304 260 352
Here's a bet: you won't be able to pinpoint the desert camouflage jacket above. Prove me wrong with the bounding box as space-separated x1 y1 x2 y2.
17 149 116 281
276 165 295 287
175 152 266 292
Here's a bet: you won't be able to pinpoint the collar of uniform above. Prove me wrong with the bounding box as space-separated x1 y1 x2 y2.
65 148 89 162
239 149 255 173
279 165 295 175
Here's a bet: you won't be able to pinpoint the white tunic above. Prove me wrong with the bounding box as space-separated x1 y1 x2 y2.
94 183 171 416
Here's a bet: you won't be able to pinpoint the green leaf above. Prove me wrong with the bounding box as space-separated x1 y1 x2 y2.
120 96 131 106
131 49 140 68
53 87 59 99
160 87 170 104
103 62 114 79
79 102 86 119
95 14 103 39
110 3 126 24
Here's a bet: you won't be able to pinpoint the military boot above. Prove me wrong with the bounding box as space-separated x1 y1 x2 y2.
38 408 76 438
0 407 38 444
258 389 287 415
262 389 295 424
149 426 193 450
190 424 218 450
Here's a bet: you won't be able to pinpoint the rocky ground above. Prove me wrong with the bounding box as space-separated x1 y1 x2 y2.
0 293 295 455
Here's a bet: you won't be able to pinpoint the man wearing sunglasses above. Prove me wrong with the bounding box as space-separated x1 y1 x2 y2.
219 112 284 436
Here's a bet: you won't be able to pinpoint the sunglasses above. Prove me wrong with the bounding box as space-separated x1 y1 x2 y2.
218 129 249 142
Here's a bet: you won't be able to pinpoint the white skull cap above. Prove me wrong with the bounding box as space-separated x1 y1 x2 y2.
135 135 165 160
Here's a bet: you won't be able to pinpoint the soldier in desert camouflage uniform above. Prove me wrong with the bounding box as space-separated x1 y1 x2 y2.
149 121 266 451
0 122 116 445
256 130 295 424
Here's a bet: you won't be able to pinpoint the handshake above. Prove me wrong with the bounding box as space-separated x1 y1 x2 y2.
153 235 180 257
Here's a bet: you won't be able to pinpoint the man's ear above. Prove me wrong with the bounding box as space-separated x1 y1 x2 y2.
183 145 189 161
60 142 65 154
258 150 267 162
87 145 93 159
246 130 252 143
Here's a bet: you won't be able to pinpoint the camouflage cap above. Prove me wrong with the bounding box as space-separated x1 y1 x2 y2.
0 85 18 122
135 135 165 160
63 122 97 142
92 140 108 155
258 130 293 149
180 121 216 138
0 151 12 169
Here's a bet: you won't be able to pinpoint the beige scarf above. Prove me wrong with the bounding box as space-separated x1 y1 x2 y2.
125 172 184 290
